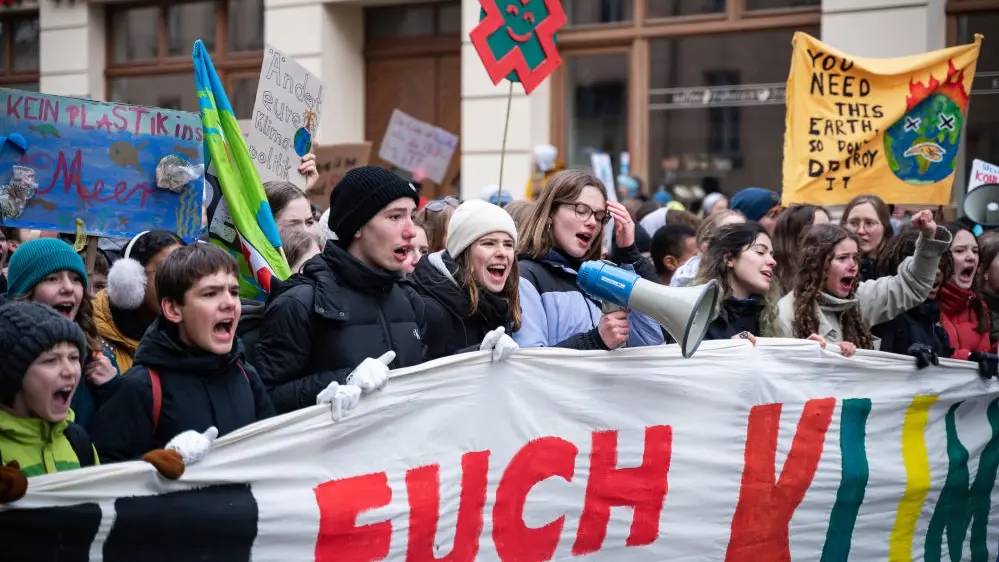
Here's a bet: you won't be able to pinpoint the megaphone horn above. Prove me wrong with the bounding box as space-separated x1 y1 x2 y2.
964 183 999 227
577 261 720 358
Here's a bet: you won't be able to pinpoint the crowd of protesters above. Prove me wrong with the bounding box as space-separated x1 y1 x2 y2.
0 141 995 502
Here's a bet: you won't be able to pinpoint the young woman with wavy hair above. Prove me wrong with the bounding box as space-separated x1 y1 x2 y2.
937 223 993 359
771 203 830 295
776 210 950 356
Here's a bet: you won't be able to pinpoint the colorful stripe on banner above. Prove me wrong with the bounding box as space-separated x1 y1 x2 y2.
821 398 872 562
889 395 938 561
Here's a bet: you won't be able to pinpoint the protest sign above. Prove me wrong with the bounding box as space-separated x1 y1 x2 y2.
4 339 999 561
0 89 204 241
470 0 566 94
246 44 324 190
307 142 372 210
783 33 982 206
968 158 999 192
378 109 458 184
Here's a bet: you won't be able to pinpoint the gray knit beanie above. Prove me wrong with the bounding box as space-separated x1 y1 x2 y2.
0 302 87 405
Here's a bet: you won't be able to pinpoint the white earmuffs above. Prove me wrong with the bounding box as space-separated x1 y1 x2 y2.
106 230 150 310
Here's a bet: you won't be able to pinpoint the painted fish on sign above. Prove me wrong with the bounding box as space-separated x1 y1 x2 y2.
0 88 205 241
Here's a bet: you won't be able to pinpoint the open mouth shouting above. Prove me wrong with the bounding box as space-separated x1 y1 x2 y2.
212 317 236 344
52 385 74 412
50 301 77 319
486 263 508 283
393 244 412 262
575 231 595 251
837 275 856 295
957 265 976 287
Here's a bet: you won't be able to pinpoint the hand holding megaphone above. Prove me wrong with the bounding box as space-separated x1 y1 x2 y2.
598 309 630 350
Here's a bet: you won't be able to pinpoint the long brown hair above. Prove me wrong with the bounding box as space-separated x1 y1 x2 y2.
416 200 458 253
518 169 607 262
773 204 829 294
978 230 999 293
841 194 894 258
455 248 522 332
695 222 780 336
945 222 989 334
19 289 101 357
791 224 874 349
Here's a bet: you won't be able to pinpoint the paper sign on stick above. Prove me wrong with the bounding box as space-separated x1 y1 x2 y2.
968 159 999 193
782 32 982 206
246 45 324 190
0 88 204 241
307 142 372 210
378 109 458 184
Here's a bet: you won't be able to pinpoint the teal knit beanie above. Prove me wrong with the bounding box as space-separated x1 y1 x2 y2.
6 238 89 298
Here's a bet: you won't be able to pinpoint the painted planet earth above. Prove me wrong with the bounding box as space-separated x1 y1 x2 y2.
884 93 963 185
294 128 312 157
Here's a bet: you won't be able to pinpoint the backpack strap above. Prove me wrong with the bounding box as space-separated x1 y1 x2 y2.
64 423 95 468
149 368 162 437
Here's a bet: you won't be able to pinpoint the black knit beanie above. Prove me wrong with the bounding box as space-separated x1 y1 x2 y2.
0 302 87 405
327 166 420 248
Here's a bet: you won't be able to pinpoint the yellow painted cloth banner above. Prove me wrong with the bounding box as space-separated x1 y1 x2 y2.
782 32 982 206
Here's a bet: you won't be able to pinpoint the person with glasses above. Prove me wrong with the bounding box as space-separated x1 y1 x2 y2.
513 169 664 350
416 196 460 253
841 194 895 282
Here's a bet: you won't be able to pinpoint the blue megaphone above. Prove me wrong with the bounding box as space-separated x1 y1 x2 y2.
577 261 720 358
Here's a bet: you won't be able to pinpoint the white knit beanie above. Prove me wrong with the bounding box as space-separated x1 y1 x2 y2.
445 200 518 257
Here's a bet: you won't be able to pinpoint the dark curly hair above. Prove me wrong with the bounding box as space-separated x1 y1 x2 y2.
791 223 874 349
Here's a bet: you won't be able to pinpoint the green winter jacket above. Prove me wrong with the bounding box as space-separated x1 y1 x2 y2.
0 408 99 476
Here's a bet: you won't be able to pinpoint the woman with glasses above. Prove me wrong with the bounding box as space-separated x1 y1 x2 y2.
514 169 664 350
416 196 460 253
841 194 894 282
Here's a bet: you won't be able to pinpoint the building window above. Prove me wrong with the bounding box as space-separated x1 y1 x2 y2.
955 9 999 172
646 0 725 19
746 0 820 10
0 11 39 92
566 0 633 26
564 53 629 168
106 0 263 118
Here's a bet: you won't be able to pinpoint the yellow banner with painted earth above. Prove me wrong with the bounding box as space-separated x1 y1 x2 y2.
782 32 982 206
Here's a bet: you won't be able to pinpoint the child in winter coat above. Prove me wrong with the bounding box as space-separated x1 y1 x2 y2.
89 244 277 464
6 239 119 428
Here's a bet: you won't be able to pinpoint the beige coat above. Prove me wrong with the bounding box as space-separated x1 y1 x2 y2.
776 227 952 347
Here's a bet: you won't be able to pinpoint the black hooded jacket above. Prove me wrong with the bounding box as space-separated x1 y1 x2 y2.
88 318 275 461
254 241 427 414
872 300 953 357
704 297 765 340
410 251 515 360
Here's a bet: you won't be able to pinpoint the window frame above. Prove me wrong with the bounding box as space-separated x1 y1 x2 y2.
364 1 462 60
0 9 40 89
104 0 263 115
552 0 819 187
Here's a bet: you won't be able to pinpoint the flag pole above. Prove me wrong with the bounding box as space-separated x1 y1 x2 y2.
496 80 514 205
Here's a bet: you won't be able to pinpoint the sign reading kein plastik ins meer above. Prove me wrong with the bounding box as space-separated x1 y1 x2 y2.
470 0 566 94
0 89 204 240
247 44 324 190
783 32 983 206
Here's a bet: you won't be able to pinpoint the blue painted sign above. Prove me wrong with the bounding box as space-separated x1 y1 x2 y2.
0 89 204 241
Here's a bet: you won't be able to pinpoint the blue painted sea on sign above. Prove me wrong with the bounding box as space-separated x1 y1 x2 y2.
0 88 205 241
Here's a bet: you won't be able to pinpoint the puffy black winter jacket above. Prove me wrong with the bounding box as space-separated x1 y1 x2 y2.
89 318 275 461
410 251 515 360
704 297 765 340
254 242 428 414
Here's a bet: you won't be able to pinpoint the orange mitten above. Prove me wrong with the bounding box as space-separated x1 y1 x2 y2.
0 461 28 503
142 449 185 480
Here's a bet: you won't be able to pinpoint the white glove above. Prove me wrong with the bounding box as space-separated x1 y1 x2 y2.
480 327 519 362
346 351 395 393
316 381 362 421
165 426 218 465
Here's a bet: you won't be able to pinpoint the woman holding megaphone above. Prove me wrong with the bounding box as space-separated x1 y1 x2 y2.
513 170 664 350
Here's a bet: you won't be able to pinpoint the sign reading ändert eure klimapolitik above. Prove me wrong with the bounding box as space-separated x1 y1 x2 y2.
245 44 324 190
0 89 204 241
4 340 999 561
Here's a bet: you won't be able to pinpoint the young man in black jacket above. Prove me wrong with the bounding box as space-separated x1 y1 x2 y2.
89 244 275 463
255 166 429 414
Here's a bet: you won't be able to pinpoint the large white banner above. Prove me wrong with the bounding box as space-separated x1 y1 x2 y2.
3 339 999 562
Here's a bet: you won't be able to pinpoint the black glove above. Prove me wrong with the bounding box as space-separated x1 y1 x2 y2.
907 343 939 370
968 351 999 380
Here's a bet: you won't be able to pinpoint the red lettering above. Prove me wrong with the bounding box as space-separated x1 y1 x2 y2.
725 398 835 562
22 96 37 120
95 113 115 133
492 437 577 561
572 426 672 555
38 150 153 209
39 150 83 196
195 127 203 142
66 105 81 127
181 125 194 141
129 106 150 134
41 99 58 122
111 106 129 131
153 111 169 136
79 105 95 131
314 472 392 562
6 95 21 118
405 451 489 562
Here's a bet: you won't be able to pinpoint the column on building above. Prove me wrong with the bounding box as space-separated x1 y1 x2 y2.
264 0 364 144
459 0 550 200
821 0 946 57
38 0 104 98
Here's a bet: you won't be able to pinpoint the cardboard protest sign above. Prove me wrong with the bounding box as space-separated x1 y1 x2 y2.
470 0 566 94
0 89 204 241
246 44 324 190
307 142 372 210
968 158 999 192
782 33 982 206
378 109 457 184
5 340 999 561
